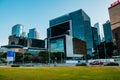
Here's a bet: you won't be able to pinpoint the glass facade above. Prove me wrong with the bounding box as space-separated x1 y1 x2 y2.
9 35 45 48
50 38 64 53
94 22 105 43
50 15 69 27
92 27 99 49
12 24 23 37
28 28 39 39
69 11 84 40
69 10 93 55
94 23 101 44
103 21 113 43
48 9 93 55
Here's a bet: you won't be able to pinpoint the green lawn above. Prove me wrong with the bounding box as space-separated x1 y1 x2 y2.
0 66 120 80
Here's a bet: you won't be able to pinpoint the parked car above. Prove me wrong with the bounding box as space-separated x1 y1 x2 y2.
90 61 104 65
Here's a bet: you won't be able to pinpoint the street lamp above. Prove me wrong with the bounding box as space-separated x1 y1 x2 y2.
48 38 51 64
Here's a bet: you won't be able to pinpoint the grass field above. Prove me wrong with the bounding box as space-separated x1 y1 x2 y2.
0 66 120 80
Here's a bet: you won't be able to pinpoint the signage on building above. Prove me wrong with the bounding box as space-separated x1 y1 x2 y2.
6 51 16 62
110 0 120 7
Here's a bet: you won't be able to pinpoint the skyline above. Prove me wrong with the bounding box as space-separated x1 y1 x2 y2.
0 0 115 46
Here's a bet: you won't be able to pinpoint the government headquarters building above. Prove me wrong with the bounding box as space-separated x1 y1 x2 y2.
47 9 93 59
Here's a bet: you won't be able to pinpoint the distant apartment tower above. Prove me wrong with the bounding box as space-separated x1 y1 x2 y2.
109 0 120 53
91 27 99 50
12 24 23 37
48 9 93 57
103 21 113 43
94 23 104 43
28 28 39 39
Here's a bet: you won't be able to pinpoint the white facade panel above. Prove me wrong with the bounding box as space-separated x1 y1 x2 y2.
66 35 73 57
66 35 84 58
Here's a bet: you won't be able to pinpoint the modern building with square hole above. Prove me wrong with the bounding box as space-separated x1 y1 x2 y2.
47 9 93 59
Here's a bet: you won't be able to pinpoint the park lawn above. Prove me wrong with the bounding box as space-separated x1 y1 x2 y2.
0 66 120 80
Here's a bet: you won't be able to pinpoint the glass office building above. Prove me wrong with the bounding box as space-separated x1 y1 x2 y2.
92 27 99 50
28 28 39 39
12 24 23 37
21 32 27 38
48 9 93 56
94 23 104 43
103 21 113 43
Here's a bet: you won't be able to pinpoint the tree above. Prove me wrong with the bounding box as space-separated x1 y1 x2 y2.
38 51 65 63
38 51 55 63
0 52 6 63
52 52 65 63
96 42 114 58
106 42 114 57
15 52 23 62
28 55 42 63
82 54 92 60
24 53 32 62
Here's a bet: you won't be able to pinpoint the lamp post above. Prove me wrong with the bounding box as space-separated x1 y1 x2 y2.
48 38 51 65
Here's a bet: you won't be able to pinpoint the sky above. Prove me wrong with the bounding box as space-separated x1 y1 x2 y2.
0 0 115 46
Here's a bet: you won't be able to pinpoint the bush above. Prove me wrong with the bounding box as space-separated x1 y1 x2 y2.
76 63 87 66
11 64 20 67
105 62 119 66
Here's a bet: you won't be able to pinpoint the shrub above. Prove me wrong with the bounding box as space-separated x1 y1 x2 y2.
11 64 20 67
105 62 119 66
76 63 87 66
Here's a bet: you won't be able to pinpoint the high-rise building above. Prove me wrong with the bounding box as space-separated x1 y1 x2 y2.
12 24 23 37
91 27 99 50
21 32 27 38
28 28 39 39
103 21 113 43
48 9 93 58
108 0 120 53
94 23 104 43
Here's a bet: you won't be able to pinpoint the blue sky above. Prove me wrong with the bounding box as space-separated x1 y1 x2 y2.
0 0 115 46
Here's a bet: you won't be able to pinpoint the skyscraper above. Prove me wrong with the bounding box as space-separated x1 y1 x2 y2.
94 23 104 43
103 20 113 43
108 0 120 53
28 28 39 39
21 32 27 38
48 9 93 57
91 27 99 50
12 24 23 37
